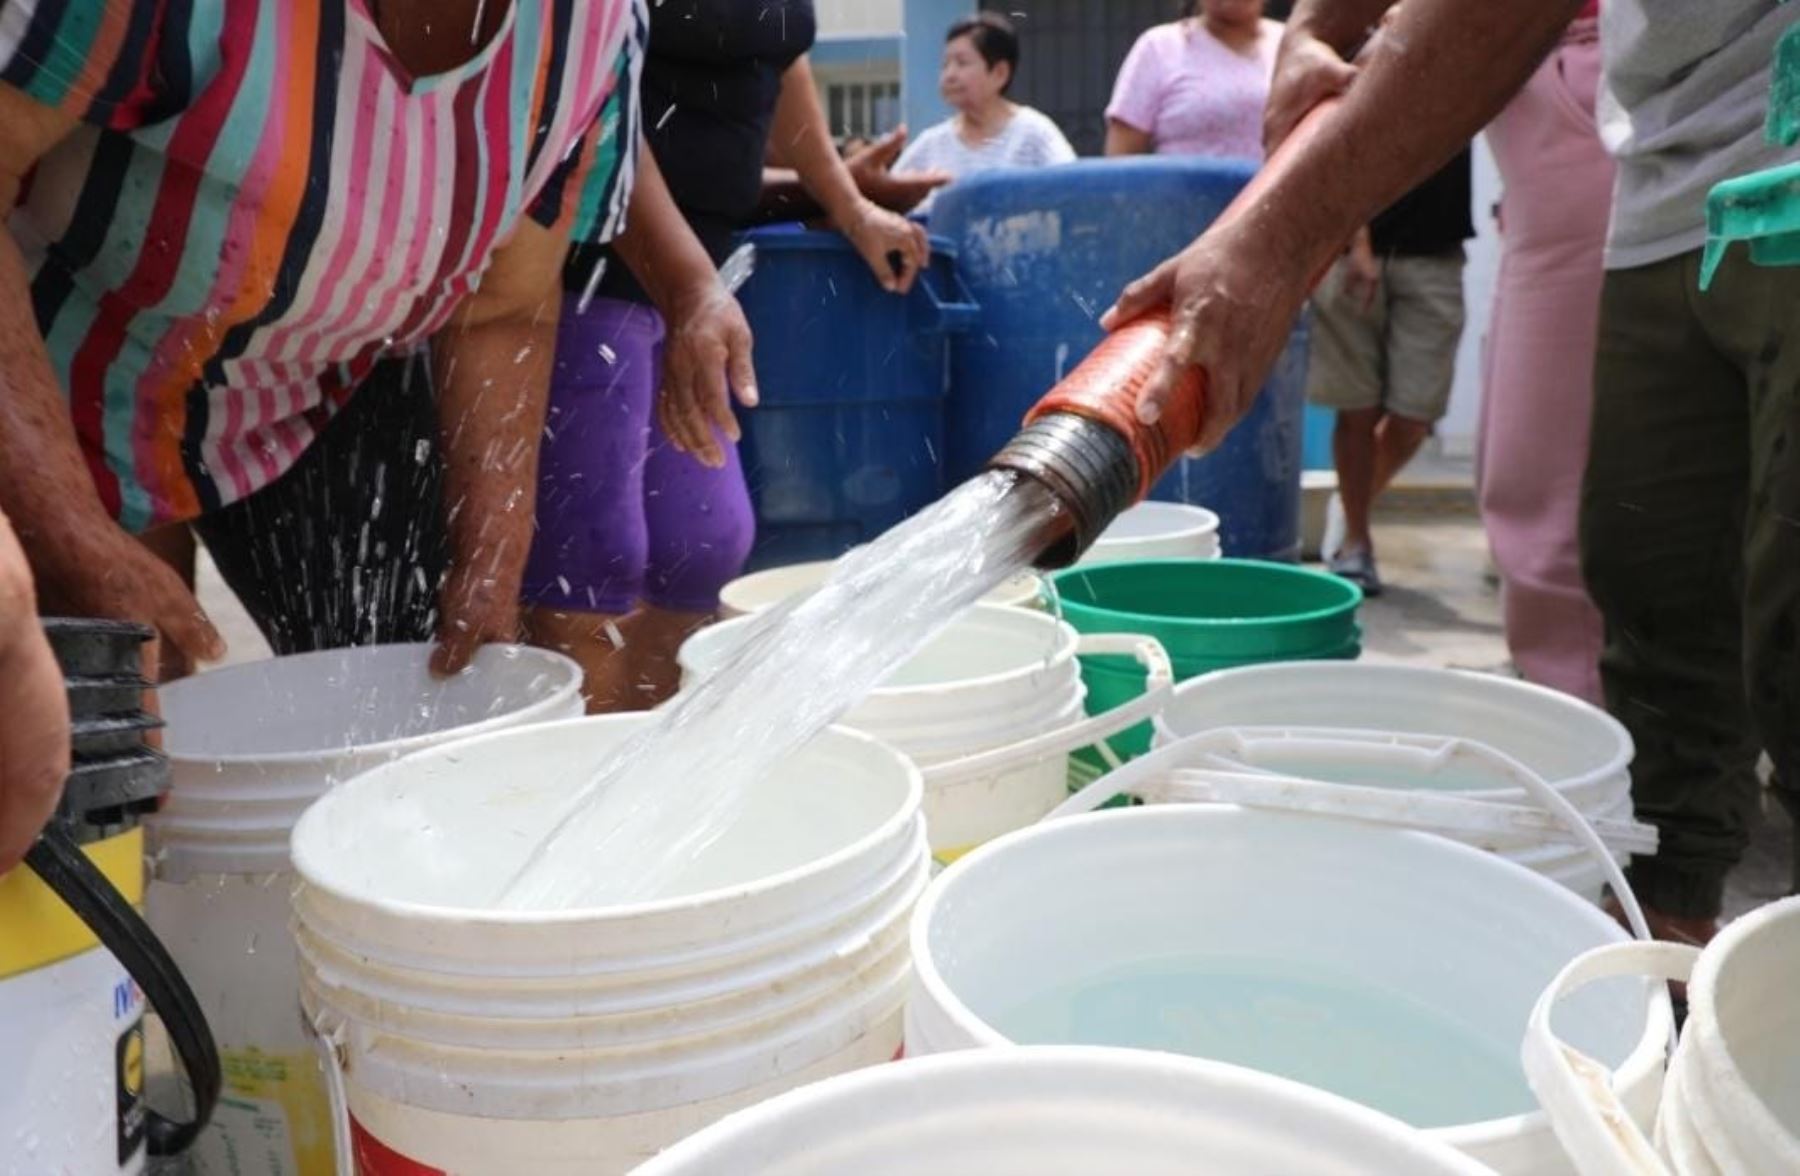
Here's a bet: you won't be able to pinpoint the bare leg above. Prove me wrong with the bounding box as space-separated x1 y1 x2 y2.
1332 406 1382 554
1371 412 1433 497
613 605 715 711
522 606 631 714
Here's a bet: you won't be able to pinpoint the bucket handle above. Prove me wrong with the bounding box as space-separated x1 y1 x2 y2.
910 253 981 335
24 826 221 1157
1050 730 1655 941
920 634 1173 789
1521 940 1696 1176
307 1005 356 1176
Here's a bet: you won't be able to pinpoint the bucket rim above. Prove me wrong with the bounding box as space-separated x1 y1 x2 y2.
159 643 583 767
1090 501 1222 547
684 604 1080 703
635 1044 1487 1175
1051 558 1363 631
291 715 925 927
909 804 1672 1143
1163 662 1636 781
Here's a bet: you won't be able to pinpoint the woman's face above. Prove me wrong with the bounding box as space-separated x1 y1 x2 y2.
940 35 1008 112
1200 0 1264 27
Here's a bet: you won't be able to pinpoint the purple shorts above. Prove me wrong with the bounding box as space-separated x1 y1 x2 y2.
522 297 754 615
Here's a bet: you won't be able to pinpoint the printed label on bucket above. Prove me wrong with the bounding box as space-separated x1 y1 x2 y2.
349 1114 444 1176
195 1049 336 1176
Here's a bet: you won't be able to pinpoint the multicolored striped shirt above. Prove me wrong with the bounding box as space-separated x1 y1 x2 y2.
1 0 646 531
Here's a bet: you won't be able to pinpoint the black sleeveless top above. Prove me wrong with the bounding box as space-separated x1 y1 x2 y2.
564 0 818 299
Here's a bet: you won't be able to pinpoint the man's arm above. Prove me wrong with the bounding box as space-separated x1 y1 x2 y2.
1263 0 1395 149
428 218 569 674
1103 0 1581 449
0 85 225 665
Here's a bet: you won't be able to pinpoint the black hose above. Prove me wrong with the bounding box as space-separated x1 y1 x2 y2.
24 825 221 1157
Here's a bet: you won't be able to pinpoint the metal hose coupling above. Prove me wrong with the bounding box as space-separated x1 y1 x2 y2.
986 309 1205 568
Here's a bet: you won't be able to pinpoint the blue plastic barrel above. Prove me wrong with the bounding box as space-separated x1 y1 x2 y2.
930 158 1311 560
732 226 978 569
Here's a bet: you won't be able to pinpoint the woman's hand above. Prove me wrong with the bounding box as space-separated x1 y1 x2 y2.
845 128 950 215
842 199 930 294
658 285 759 469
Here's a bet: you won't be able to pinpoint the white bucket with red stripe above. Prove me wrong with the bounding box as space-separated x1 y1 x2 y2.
290 713 927 1175
146 644 584 1176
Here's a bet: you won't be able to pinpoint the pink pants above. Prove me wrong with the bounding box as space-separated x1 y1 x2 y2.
1478 23 1611 704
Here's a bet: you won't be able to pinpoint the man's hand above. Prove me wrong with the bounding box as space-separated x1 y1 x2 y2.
1343 226 1382 311
845 127 949 215
1263 23 1359 152
842 200 929 294
658 287 759 468
1100 223 1318 454
25 504 225 669
0 509 70 875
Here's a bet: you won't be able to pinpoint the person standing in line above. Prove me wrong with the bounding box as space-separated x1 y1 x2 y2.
1105 0 1283 160
1477 2 1610 703
1103 0 1800 942
893 13 1076 213
523 1 934 712
1305 152 1473 594
0 0 647 682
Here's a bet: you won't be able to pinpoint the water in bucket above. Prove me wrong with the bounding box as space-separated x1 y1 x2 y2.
497 471 1069 909
998 954 1531 1129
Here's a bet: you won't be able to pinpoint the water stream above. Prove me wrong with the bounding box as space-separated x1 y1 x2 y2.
496 470 1069 909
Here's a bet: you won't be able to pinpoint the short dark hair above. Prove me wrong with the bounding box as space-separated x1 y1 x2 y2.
946 12 1020 92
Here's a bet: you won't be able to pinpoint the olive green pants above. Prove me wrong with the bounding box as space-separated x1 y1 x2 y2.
1582 246 1800 920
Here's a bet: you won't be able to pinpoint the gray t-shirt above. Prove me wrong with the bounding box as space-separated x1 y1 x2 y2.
895 106 1077 213
1599 1 1800 268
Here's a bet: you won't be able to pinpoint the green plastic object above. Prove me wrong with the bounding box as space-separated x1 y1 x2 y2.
1051 559 1363 768
1700 19 1800 289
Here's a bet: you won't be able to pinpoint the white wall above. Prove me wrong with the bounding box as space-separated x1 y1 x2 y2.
815 0 903 36
1441 135 1501 459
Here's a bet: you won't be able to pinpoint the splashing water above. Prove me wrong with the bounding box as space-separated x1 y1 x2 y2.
496 470 1069 909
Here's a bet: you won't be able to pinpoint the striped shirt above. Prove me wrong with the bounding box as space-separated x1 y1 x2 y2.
2 0 645 532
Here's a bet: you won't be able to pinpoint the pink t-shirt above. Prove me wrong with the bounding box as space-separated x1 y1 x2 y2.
1106 19 1283 160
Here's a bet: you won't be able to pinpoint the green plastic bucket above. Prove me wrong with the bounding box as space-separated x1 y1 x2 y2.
1050 559 1363 777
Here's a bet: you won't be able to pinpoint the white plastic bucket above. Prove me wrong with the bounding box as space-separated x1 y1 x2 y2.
292 714 929 1175
678 606 1173 863
1158 663 1633 805
146 643 583 1176
632 1045 1488 1175
908 805 1671 1174
1100 725 1653 903
1155 663 1639 899
719 560 1043 618
1526 894 1800 1175
1078 500 1222 564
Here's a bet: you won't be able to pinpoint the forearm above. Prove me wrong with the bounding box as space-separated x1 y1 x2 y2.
0 228 114 569
612 148 719 314
1246 0 1576 277
770 57 863 224
754 166 823 223
430 305 556 594
1285 0 1405 58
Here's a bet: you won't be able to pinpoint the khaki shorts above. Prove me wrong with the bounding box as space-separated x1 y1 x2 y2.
1305 249 1467 422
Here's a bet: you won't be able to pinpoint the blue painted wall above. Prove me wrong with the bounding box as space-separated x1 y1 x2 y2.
902 0 971 134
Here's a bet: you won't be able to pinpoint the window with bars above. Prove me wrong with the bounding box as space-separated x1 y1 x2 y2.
824 80 902 139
